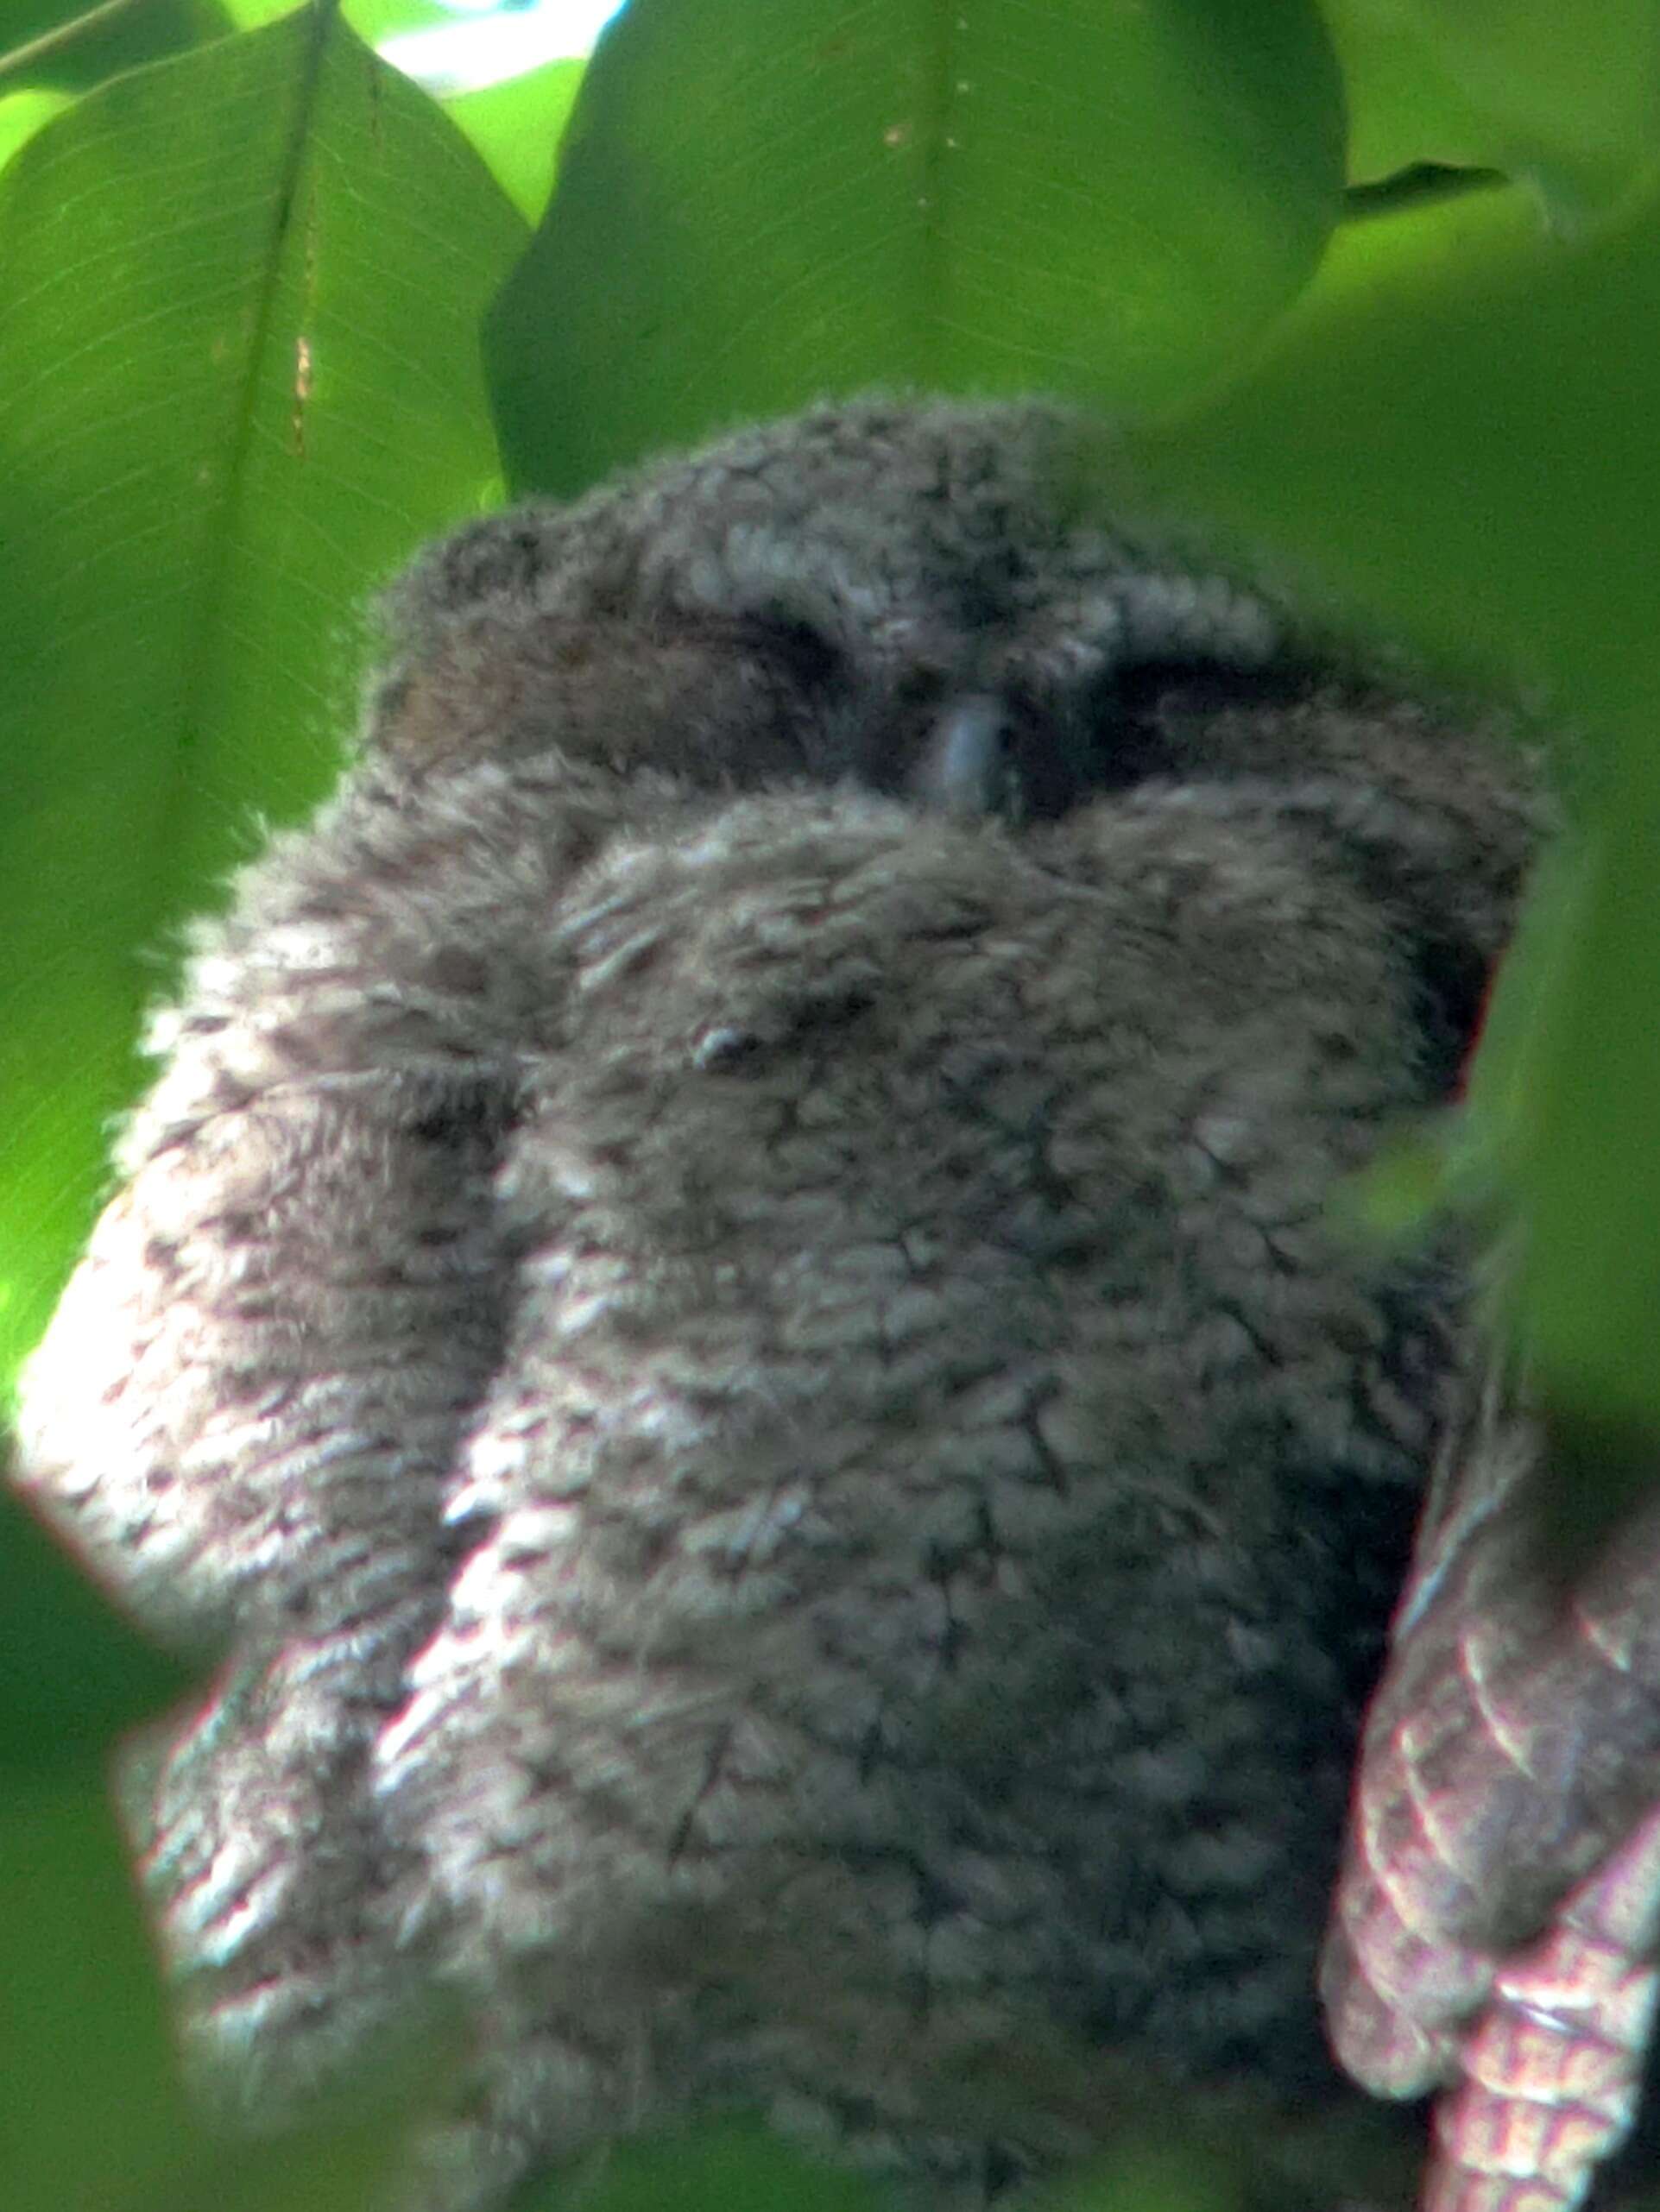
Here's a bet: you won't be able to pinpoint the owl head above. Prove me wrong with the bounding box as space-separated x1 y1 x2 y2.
368 397 1296 820
364 396 1537 1073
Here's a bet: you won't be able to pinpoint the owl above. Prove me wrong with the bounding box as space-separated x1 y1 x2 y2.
15 394 1632 2212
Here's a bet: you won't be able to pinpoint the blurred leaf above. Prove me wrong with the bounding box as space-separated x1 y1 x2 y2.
510 2122 893 2212
1506 776 1660 1437
0 5 526 1393
0 0 231 94
1120 190 1575 690
1126 180 1660 722
1324 2 1496 187
1130 172 1660 1450
0 1490 197 1774
488 0 1343 495
155 2030 457 2212
504 2088 1417 2212
0 1772 449 2210
0 1780 196 2208
1327 0 1660 224
1041 2137 1242 2212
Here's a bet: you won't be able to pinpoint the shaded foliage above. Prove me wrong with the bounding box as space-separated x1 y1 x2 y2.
4 2 1660 2206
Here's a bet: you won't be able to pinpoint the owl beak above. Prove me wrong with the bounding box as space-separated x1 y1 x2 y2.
915 693 1019 822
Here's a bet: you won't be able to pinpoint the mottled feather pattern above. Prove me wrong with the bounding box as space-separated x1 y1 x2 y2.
19 396 1632 2211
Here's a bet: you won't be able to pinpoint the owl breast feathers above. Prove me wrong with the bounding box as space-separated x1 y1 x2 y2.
20 396 1642 2212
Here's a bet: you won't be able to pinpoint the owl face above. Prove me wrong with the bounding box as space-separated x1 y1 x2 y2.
372 398 1287 821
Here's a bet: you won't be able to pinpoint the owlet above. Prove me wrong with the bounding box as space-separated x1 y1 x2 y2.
16 398 1646 2212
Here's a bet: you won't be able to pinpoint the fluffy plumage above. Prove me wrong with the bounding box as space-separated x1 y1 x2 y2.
14 397 1568 2209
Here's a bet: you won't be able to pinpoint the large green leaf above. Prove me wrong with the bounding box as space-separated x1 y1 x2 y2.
0 1783 196 2207
0 4 527 1391
0 1774 453 2211
0 1490 196 1773
1326 0 1660 221
1127 184 1660 706
487 0 1344 495
0 0 230 93
1132 178 1660 1442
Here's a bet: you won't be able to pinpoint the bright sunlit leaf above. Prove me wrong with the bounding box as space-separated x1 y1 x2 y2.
488 0 1344 495
0 7 525 1389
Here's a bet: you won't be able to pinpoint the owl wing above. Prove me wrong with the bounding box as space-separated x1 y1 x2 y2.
1323 1369 1660 2209
9 757 601 2095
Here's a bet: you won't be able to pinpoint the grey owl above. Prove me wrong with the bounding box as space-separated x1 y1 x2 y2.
16 394 1633 2212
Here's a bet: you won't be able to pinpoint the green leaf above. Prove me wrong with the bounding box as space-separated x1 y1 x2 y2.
1126 181 1660 719
510 2122 893 2212
487 0 1344 495
1506 777 1660 1437
0 1771 451 2211
0 1780 197 2207
1130 173 1660 1447
1324 3 1497 188
1327 0 1660 224
0 0 232 97
445 52 584 223
0 5 527 1392
1044 2138 1242 2212
0 1490 198 1774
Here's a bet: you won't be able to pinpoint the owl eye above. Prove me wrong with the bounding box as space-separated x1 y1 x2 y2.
1081 657 1319 791
747 612 846 696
